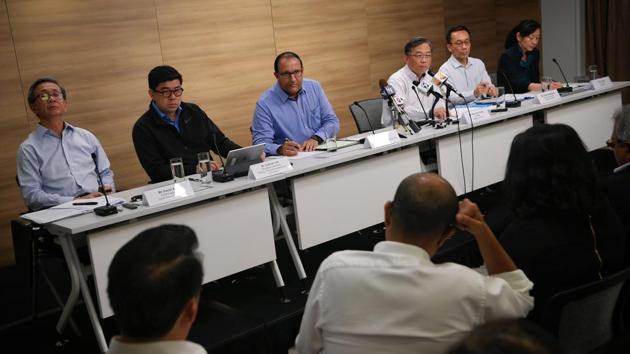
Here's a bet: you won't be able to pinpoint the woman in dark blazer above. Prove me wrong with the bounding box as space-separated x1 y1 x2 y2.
497 20 562 93
500 123 626 322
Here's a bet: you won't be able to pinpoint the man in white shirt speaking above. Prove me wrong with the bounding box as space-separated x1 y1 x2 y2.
295 173 533 354
439 25 497 103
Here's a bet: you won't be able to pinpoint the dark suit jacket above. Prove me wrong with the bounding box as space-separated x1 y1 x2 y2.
604 166 630 247
497 45 540 93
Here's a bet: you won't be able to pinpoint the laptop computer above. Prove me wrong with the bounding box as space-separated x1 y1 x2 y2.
223 144 265 177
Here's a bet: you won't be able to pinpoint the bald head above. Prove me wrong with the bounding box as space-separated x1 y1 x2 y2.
389 173 458 239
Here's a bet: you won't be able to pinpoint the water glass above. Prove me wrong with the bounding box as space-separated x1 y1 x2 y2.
496 86 506 109
588 65 599 80
326 134 338 152
197 152 212 184
170 157 185 181
541 76 553 91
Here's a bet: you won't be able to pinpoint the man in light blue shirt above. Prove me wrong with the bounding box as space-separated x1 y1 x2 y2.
252 52 340 156
438 25 497 103
17 77 114 211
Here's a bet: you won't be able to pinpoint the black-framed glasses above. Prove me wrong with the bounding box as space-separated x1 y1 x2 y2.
278 70 303 79
36 91 64 102
607 138 628 149
450 40 471 47
153 87 184 97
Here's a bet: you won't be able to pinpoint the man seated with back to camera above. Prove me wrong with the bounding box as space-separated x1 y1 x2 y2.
133 65 241 183
106 224 206 354
17 77 115 211
296 172 533 354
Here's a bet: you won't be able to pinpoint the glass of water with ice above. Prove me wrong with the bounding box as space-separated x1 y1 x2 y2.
170 157 185 181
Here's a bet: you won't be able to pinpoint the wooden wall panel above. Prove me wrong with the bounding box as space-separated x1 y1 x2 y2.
155 0 277 147
271 0 372 138
0 0 30 265
366 0 447 97
9 0 163 191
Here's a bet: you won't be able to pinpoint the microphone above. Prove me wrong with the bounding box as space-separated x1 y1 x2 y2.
498 71 521 108
91 153 118 216
379 79 419 133
413 75 443 100
210 132 235 183
428 70 464 98
551 58 573 93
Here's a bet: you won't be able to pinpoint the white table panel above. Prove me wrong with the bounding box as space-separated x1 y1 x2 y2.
544 92 622 151
291 147 420 249
89 188 275 318
437 115 533 195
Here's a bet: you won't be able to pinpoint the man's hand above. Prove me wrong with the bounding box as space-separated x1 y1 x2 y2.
278 140 301 156
302 138 319 152
455 199 488 237
473 82 490 97
434 107 448 121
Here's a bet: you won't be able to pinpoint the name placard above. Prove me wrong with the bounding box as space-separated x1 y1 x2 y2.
364 130 401 149
535 90 562 105
143 180 194 207
459 108 491 124
590 76 613 90
249 157 293 180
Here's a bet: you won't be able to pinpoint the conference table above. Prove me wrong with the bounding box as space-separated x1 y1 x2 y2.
36 81 627 352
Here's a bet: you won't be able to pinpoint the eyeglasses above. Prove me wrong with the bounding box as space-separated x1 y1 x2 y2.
153 87 184 97
408 53 432 60
278 70 303 79
450 40 471 47
36 91 64 102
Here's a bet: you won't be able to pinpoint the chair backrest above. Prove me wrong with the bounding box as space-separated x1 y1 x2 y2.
349 98 384 133
541 266 630 354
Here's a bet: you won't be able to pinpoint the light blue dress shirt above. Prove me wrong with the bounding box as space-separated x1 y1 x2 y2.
151 100 182 133
17 123 115 211
438 55 492 102
252 79 340 155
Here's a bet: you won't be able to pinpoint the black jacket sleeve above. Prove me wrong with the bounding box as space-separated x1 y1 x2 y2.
132 115 176 183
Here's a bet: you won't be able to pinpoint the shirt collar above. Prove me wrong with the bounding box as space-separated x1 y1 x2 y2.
614 161 630 173
447 54 470 69
373 240 431 262
403 65 423 81
35 121 74 138
151 101 182 124
272 81 306 103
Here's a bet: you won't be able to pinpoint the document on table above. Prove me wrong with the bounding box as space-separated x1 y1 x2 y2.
21 196 126 224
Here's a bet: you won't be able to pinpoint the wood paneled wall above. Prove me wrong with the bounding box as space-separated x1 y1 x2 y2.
0 0 540 265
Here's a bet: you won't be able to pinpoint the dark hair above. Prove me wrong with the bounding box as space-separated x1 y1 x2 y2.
504 123 601 218
148 65 183 91
448 319 564 354
27 77 67 104
390 173 458 237
274 51 303 73
107 224 203 338
446 25 471 43
404 37 432 55
612 105 630 143
504 19 541 49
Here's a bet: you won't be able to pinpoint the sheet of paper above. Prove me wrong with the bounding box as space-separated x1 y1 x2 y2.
20 196 126 224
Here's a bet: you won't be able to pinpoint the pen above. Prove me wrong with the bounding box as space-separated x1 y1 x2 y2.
73 202 98 205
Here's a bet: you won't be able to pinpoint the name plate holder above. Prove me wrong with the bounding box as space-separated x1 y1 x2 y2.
249 157 293 180
143 180 194 207
459 108 491 124
363 130 401 149
535 89 562 105
590 76 613 90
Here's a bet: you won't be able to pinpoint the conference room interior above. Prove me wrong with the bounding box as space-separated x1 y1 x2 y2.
2 0 630 353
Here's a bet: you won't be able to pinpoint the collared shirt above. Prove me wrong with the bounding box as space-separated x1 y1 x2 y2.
296 240 534 354
252 79 340 155
16 122 115 211
381 65 446 126
439 55 492 102
107 337 207 354
151 101 183 133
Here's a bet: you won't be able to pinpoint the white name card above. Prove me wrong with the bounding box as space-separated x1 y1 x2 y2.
143 180 194 207
590 76 613 90
248 157 293 180
535 90 562 105
364 130 401 149
459 108 491 124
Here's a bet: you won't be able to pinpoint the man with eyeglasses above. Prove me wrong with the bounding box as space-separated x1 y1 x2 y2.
133 65 240 183
252 51 340 156
381 37 447 127
604 105 630 241
438 25 497 102
17 77 115 211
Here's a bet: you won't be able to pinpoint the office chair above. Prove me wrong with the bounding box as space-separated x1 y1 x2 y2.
540 266 630 354
349 98 384 133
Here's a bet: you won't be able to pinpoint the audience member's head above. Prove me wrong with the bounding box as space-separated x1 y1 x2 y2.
505 19 541 50
448 319 564 354
108 224 203 341
27 77 68 120
610 105 630 166
385 173 458 253
504 123 601 218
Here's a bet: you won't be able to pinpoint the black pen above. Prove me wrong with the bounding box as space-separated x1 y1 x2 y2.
73 202 98 205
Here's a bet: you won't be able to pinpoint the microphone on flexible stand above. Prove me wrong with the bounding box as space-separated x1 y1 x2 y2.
552 58 573 93
91 153 118 216
210 132 235 183
379 79 419 134
498 71 521 108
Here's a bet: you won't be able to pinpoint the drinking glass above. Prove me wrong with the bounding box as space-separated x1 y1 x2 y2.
326 134 338 152
170 157 185 181
588 65 599 80
541 76 553 91
496 86 506 109
197 152 212 184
